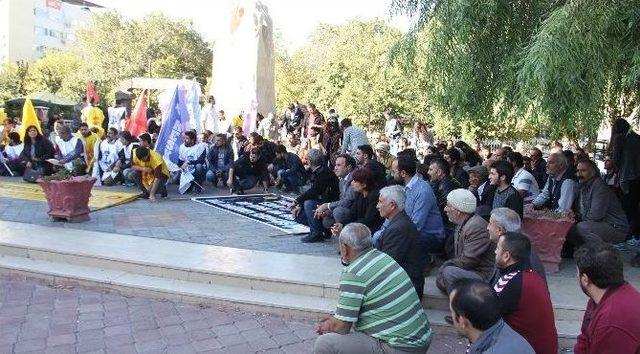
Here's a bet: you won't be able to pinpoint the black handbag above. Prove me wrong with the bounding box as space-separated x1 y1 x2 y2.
23 167 44 183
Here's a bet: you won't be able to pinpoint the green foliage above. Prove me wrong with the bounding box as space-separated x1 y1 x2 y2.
0 61 29 102
391 0 640 143
75 11 212 103
25 51 85 99
275 20 423 129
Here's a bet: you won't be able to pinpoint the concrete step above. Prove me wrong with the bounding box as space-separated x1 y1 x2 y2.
422 279 587 322
0 221 341 300
0 254 335 319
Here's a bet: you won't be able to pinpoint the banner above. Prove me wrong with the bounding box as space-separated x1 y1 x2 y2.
184 79 203 134
19 98 42 140
154 85 190 172
125 92 148 137
86 82 100 104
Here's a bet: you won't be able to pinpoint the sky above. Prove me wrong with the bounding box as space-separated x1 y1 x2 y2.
89 0 410 50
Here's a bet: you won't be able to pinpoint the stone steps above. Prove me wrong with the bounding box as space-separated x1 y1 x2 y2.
0 221 581 350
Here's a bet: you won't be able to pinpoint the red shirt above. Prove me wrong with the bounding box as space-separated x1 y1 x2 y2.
575 282 640 354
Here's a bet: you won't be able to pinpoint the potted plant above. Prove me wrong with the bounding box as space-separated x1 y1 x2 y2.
37 159 96 222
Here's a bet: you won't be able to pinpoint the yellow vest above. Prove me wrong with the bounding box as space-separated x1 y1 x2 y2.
82 106 105 138
132 149 170 187
76 132 99 172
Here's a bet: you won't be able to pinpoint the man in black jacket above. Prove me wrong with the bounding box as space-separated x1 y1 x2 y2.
290 149 339 243
428 158 461 254
374 185 425 299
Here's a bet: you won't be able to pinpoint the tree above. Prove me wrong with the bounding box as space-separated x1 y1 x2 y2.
0 61 30 102
298 20 422 128
74 11 213 103
25 51 85 99
391 0 640 144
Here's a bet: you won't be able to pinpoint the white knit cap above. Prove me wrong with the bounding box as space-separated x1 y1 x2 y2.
446 188 477 214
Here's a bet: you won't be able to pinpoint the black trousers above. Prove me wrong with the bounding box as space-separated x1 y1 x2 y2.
622 177 640 237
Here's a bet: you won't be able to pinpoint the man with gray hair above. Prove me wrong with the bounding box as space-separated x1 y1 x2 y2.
487 207 547 286
290 149 339 243
314 223 432 354
373 185 425 298
533 152 576 211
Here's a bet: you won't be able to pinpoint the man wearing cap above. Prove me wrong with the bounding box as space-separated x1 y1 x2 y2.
436 189 495 294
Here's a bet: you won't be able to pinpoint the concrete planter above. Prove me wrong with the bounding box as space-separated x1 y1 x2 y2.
37 176 95 222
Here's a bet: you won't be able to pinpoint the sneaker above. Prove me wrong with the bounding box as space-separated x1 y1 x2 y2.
627 238 640 249
301 233 324 243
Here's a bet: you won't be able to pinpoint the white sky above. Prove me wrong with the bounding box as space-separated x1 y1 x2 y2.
89 0 410 50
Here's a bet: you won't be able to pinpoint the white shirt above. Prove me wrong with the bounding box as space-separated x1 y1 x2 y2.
511 168 540 202
3 143 23 160
201 103 218 132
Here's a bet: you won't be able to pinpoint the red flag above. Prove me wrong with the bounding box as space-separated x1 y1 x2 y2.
125 92 148 137
86 81 100 104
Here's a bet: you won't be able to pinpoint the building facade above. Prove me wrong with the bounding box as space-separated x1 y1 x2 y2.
0 0 103 63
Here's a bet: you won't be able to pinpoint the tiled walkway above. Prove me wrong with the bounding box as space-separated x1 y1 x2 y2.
0 276 467 354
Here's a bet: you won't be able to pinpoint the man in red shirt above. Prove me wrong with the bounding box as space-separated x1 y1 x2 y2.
574 242 640 354
493 232 558 354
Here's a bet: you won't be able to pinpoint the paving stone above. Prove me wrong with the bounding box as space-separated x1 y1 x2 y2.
191 338 222 352
272 332 302 346
14 338 46 353
45 333 76 347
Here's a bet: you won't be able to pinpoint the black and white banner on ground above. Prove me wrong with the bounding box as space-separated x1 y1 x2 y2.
192 194 310 235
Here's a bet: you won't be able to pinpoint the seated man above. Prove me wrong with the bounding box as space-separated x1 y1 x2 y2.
77 123 100 175
131 146 169 202
206 133 234 187
55 125 86 174
468 165 496 219
374 185 426 299
449 279 534 354
95 127 122 185
0 132 24 176
114 131 139 185
227 148 270 194
507 151 540 203
487 208 547 285
290 149 339 243
574 243 640 354
436 189 495 294
314 223 432 354
533 152 576 212
493 232 558 354
568 159 629 247
428 158 462 253
272 144 305 193
314 154 357 228
391 156 444 257
354 144 386 188
489 160 523 218
178 130 207 193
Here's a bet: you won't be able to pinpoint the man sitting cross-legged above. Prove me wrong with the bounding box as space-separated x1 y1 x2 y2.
205 133 234 188
436 189 495 294
449 279 534 354
314 223 432 354
493 232 558 354
314 154 358 229
131 146 169 202
289 148 339 243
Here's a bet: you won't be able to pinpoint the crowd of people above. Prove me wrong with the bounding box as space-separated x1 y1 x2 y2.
2 97 640 353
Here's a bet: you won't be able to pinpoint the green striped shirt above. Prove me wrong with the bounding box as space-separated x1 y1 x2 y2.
334 248 432 349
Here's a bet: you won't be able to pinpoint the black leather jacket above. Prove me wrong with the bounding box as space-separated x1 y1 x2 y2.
431 175 462 216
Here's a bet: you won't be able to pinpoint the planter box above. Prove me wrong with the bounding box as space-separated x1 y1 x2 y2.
37 176 96 222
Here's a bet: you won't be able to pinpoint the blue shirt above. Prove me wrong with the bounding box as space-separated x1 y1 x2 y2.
404 175 444 240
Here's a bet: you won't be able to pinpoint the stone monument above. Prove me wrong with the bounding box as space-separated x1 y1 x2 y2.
211 0 275 131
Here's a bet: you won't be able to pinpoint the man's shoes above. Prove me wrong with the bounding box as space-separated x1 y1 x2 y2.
322 230 332 240
138 193 150 200
444 315 453 325
631 253 640 268
301 233 324 243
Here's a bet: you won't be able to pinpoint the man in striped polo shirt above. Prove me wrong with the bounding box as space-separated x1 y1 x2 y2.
314 223 432 353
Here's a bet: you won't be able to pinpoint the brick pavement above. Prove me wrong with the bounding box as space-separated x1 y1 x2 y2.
0 276 467 354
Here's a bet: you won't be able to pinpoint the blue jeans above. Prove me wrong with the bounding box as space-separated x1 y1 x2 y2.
206 168 229 186
294 199 323 236
277 169 302 192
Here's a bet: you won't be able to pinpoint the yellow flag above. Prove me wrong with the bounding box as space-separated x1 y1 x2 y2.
19 98 42 140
